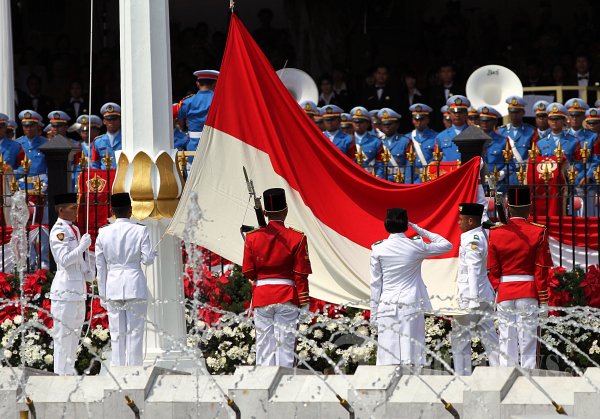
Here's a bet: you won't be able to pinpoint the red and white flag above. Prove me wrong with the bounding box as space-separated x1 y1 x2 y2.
167 15 481 307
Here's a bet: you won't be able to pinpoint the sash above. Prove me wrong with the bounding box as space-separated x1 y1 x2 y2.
506 135 525 164
411 131 428 165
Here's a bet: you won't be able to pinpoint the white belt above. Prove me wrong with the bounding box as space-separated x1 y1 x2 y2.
189 131 202 139
256 278 295 287
108 262 140 270
501 275 534 283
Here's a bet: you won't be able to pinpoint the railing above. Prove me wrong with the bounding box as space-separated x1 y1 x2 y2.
522 85 600 104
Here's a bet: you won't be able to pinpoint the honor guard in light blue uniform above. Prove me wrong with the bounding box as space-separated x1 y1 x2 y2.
300 100 320 125
91 102 122 169
479 106 512 190
321 105 354 157
434 95 469 162
73 115 102 190
497 96 538 171
350 106 382 172
440 105 452 129
404 103 437 183
369 109 384 139
467 106 479 126
0 113 24 169
6 119 17 140
340 113 353 136
178 69 219 161
376 108 411 181
48 110 71 138
16 110 48 176
533 100 551 139
172 103 189 152
536 103 580 162
565 98 597 183
584 109 600 180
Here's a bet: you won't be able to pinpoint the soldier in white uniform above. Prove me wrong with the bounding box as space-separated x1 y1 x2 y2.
95 193 156 366
49 193 93 375
451 203 499 376
370 208 452 366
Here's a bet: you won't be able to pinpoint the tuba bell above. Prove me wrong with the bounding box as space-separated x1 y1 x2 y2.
276 68 319 104
466 65 523 117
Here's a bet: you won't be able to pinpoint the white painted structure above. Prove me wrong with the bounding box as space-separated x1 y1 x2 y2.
0 0 15 118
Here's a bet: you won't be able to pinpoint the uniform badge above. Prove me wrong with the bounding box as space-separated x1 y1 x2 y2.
482 107 489 114
57 233 64 241
511 98 518 106
573 100 579 108
25 112 32 119
81 117 88 124
470 243 478 250
54 112 61 120
552 105 558 113
107 105 114 113
455 98 462 105
592 109 598 116
415 105 422 112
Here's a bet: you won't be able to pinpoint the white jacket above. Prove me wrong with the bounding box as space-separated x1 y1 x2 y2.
95 218 155 301
49 218 92 301
370 224 452 320
457 226 495 309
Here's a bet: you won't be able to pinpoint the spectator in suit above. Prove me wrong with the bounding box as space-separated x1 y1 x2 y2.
566 53 599 103
398 71 424 132
318 74 344 108
60 81 88 121
428 63 464 131
361 65 399 111
19 74 54 118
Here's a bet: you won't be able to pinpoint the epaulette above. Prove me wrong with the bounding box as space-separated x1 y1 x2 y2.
490 223 505 229
178 94 194 105
98 223 110 229
246 227 261 235
372 240 384 246
55 222 63 226
289 226 305 235
410 235 422 240
530 221 546 228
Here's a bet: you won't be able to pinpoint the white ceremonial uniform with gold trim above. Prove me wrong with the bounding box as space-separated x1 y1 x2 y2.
49 217 93 375
451 226 499 375
370 223 452 366
95 218 156 366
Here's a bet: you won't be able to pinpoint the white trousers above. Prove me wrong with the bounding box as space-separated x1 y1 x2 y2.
497 298 539 369
253 303 298 367
451 303 500 376
107 299 147 366
51 300 85 375
376 311 425 366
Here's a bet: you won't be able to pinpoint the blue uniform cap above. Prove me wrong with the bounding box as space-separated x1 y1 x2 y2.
468 106 479 117
446 95 470 112
7 119 16 129
48 110 71 125
43 124 53 133
477 105 501 120
321 105 344 119
595 99 600 108
18 110 43 125
350 106 370 121
377 108 401 123
340 113 352 127
300 100 319 116
0 113 8 125
585 108 600 122
76 114 102 128
505 95 526 111
546 102 568 118
564 98 589 115
193 69 219 80
409 103 432 119
369 109 380 122
533 100 550 115
100 102 121 117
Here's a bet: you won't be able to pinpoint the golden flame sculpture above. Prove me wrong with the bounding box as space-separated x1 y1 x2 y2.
112 150 183 220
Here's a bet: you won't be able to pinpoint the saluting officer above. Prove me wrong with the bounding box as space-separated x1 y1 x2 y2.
242 188 311 367
49 193 93 375
487 186 553 368
95 193 156 366
451 203 499 376
370 208 452 366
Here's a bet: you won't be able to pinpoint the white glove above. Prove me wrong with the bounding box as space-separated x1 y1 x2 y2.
78 233 92 252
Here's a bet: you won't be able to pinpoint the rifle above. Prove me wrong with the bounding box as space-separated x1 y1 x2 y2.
495 192 508 224
243 166 267 228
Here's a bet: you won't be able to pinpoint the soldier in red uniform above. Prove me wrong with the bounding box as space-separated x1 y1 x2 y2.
487 186 553 369
242 188 311 367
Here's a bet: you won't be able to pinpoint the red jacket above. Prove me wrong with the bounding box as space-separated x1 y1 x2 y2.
487 218 552 304
242 221 311 307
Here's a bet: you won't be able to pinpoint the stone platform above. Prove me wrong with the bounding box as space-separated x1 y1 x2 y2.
0 366 597 418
